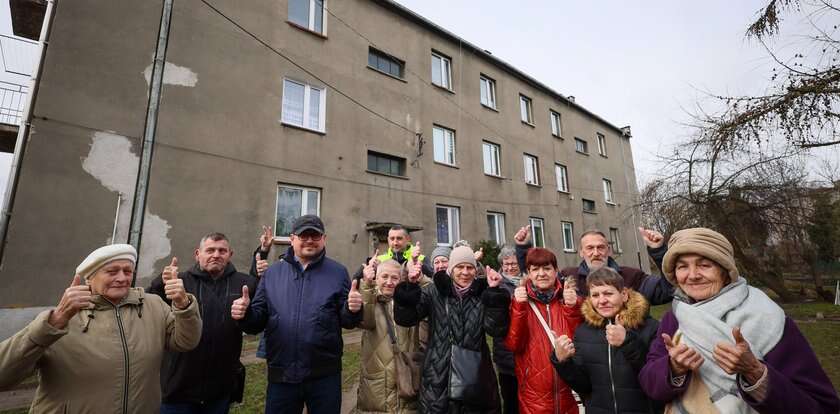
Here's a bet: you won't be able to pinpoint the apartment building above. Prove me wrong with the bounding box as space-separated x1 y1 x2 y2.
0 0 647 310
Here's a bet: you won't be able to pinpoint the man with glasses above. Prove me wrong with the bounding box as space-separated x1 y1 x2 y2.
231 215 363 414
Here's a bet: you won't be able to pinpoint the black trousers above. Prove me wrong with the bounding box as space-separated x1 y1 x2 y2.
498 373 519 414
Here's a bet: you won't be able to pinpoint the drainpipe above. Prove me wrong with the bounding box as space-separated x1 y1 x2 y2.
128 0 173 281
618 127 644 269
0 0 57 265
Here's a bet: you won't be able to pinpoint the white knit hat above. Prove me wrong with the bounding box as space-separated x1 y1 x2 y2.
76 244 137 281
447 246 477 275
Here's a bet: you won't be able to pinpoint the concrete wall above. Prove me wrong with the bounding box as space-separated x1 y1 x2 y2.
0 0 647 309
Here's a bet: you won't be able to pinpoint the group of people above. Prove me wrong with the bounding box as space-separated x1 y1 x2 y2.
0 214 838 414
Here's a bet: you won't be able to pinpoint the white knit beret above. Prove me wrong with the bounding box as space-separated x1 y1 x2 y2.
76 244 137 281
447 246 477 275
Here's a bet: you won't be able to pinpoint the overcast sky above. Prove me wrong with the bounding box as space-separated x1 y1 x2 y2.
394 0 837 183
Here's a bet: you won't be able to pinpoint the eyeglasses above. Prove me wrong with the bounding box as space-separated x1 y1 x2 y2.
294 233 323 241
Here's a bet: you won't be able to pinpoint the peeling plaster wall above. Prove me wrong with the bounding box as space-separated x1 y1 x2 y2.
143 60 198 87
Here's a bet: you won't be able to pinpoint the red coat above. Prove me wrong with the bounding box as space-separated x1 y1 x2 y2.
504 281 583 414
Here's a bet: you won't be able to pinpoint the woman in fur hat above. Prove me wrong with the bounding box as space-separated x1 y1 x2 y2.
638 227 839 414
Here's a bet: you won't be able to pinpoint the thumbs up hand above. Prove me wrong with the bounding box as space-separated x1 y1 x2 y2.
163 257 189 309
514 226 531 246
605 314 627 347
347 280 363 313
713 326 765 384
48 274 94 329
407 260 422 283
553 334 575 363
231 285 250 320
562 276 578 307
663 332 704 376
474 247 484 262
411 242 421 263
514 277 528 303
255 253 269 278
485 266 502 288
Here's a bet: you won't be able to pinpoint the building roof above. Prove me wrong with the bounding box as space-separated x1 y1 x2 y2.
373 0 632 138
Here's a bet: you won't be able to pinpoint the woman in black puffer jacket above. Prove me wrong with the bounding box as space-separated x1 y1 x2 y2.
393 246 510 413
551 267 663 414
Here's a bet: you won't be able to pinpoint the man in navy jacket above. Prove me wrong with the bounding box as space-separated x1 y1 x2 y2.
232 215 363 414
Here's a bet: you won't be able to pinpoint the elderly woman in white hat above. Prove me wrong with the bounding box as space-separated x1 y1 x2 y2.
0 244 202 413
638 228 839 414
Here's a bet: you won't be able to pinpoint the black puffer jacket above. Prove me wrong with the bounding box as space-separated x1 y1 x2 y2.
148 263 257 403
551 290 662 414
393 271 510 414
491 275 519 376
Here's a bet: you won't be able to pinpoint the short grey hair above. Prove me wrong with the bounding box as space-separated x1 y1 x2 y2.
199 232 229 247
497 245 517 264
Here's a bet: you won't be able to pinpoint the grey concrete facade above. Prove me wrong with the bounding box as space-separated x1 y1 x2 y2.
0 0 647 309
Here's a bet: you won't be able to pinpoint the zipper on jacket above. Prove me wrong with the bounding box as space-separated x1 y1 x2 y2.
293 265 306 379
547 303 560 414
607 318 618 414
114 304 130 414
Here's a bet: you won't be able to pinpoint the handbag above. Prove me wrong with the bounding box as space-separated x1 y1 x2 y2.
382 303 422 399
446 302 498 408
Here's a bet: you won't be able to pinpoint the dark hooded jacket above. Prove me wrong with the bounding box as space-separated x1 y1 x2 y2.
393 271 510 414
552 290 662 414
148 262 257 403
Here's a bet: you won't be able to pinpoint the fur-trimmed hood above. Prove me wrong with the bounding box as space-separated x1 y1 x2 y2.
581 289 649 329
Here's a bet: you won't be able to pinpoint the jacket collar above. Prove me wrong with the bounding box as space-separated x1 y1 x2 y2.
188 262 237 281
90 287 145 310
433 270 488 298
577 256 621 276
581 289 649 329
526 279 561 304
283 246 327 272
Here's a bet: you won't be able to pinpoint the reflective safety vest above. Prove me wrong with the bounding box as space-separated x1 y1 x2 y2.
377 246 425 264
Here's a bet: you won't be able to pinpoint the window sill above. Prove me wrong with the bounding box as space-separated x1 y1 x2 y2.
434 161 459 169
286 21 328 39
431 82 455 94
526 182 542 188
552 134 564 140
576 151 590 156
366 65 407 83
605 201 617 206
484 173 506 180
272 237 292 245
481 103 499 113
600 154 609 159
583 210 597 215
558 190 570 194
563 249 577 254
366 169 409 180
521 120 535 128
280 121 326 135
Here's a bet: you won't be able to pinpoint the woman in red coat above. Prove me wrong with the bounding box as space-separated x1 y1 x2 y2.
504 247 583 414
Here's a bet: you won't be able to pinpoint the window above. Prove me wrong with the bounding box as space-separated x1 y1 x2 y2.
562 221 575 252
609 227 622 253
281 79 326 133
288 0 325 34
480 75 497 109
436 205 460 246
367 151 406 177
597 133 608 156
550 110 562 137
276 184 321 239
520 95 533 124
575 137 588 154
603 178 615 204
433 126 456 165
529 217 545 248
482 141 501 176
523 154 540 185
431 52 452 89
582 198 596 213
368 48 404 79
487 212 506 245
555 163 569 193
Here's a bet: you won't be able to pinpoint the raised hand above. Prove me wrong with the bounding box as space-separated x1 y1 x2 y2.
605 314 627 347
553 334 576 362
48 274 93 329
260 225 273 252
474 247 484 262
662 332 704 376
411 242 421 263
231 285 250 320
347 280 363 313
713 327 765 384
255 253 269 278
163 257 188 309
407 260 422 283
638 227 664 249
514 277 528 303
562 276 578 307
485 266 502 288
363 249 379 283
513 225 531 246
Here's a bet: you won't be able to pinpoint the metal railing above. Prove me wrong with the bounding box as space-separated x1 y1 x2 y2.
0 84 26 126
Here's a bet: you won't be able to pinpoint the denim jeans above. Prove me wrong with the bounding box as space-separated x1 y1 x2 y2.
160 397 230 414
264 373 341 414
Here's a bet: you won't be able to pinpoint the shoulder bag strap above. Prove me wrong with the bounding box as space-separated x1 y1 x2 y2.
381 302 398 346
528 300 557 350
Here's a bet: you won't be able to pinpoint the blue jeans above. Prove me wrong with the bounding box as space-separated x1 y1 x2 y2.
160 398 230 414
256 333 267 359
264 373 341 414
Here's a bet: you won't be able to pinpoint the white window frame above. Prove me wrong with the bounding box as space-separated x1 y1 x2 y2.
520 94 533 124
482 141 501 176
281 78 326 133
433 125 456 166
289 0 327 34
480 75 497 109
529 217 546 248
609 227 622 253
487 212 506 246
562 221 575 252
275 184 321 240
431 51 452 90
597 133 608 157
550 110 562 137
555 163 569 193
603 178 615 204
575 138 588 154
524 154 540 186
436 205 461 246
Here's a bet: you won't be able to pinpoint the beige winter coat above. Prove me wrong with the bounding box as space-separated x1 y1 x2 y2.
0 287 202 413
356 279 428 414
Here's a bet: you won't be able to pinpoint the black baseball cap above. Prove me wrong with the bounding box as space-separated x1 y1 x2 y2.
291 214 325 235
